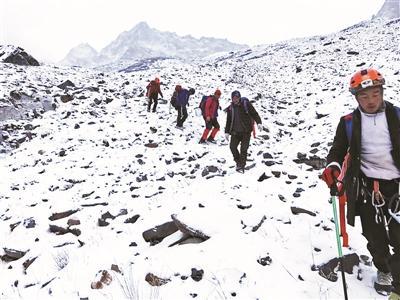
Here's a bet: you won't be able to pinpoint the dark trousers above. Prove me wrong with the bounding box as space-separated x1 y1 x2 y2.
176 106 188 127
147 94 158 112
357 176 400 293
229 132 251 167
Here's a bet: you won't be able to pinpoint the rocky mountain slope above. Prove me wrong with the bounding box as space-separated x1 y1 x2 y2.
1 18 400 299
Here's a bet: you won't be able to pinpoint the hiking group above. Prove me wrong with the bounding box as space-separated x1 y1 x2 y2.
146 77 262 173
146 68 400 299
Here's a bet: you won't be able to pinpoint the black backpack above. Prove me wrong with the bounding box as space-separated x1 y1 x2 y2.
170 91 178 109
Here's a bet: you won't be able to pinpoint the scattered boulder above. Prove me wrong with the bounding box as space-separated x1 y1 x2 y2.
257 255 272 266
1 46 39 66
318 253 360 282
171 214 210 240
145 273 170 286
191 268 204 282
91 270 112 289
57 80 75 90
1 248 28 262
142 221 179 245
291 206 316 216
60 94 74 103
49 209 79 221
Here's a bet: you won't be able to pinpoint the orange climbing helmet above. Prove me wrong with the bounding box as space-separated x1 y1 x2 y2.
349 68 385 95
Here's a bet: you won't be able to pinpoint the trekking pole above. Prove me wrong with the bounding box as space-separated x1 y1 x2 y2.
329 184 349 300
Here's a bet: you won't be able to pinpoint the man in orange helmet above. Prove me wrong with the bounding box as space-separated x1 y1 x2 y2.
321 68 400 298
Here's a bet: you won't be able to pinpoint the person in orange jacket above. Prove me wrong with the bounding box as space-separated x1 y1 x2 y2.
199 89 221 144
146 77 163 112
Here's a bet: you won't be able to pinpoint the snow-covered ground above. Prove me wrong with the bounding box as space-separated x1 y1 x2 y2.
1 18 400 299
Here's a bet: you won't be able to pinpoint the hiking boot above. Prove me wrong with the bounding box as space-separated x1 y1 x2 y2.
374 271 393 295
207 136 216 144
390 292 400 300
198 138 206 144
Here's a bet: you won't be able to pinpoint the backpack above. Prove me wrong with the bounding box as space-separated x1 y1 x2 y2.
344 106 400 143
226 97 256 137
198 95 210 117
146 80 158 97
170 91 178 109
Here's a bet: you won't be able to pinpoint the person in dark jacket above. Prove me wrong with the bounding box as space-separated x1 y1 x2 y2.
321 68 400 298
199 89 221 144
225 90 262 172
175 87 195 128
146 77 163 112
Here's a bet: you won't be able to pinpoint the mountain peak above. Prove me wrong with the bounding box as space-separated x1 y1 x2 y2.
375 0 400 20
131 21 152 32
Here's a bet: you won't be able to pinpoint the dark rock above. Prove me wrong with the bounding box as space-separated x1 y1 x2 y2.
257 255 272 266
10 90 21 100
263 153 273 159
23 256 37 274
49 225 81 236
311 142 320 147
264 161 275 166
67 219 80 226
49 209 79 221
347 51 359 55
145 273 170 286
304 50 317 56
125 214 140 224
3 47 39 66
318 253 360 282
290 206 316 216
57 80 75 90
60 94 73 103
23 218 36 228
171 214 210 240
191 268 204 282
142 221 179 244
1 248 28 262
272 171 281 178
145 143 158 148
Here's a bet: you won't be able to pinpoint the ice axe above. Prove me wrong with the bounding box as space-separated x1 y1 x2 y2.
329 183 349 300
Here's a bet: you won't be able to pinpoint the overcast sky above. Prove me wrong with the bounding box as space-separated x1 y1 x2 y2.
1 0 385 62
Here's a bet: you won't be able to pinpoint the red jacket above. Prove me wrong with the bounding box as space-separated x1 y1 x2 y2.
204 96 219 119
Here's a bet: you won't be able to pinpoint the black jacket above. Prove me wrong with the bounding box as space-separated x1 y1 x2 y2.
225 101 262 134
327 101 400 226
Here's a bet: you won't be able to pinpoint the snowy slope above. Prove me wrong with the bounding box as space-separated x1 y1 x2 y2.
1 18 400 299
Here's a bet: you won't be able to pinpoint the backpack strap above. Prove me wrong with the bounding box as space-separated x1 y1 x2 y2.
344 113 353 145
395 106 400 119
241 97 249 113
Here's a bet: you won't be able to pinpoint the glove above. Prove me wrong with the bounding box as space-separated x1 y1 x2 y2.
225 133 230 140
257 124 263 131
321 166 340 188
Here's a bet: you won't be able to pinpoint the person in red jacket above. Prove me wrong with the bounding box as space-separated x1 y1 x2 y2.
146 77 163 113
199 89 221 144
